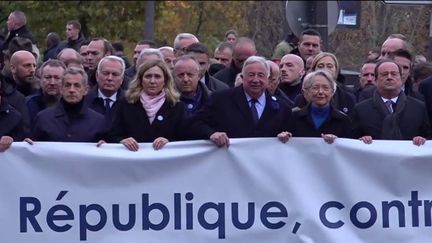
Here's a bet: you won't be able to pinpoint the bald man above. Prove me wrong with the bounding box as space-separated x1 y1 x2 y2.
278 54 305 101
10 50 38 96
213 37 257 87
380 34 412 59
266 60 293 107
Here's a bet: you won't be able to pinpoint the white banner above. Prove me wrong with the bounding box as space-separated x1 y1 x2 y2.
1 138 432 243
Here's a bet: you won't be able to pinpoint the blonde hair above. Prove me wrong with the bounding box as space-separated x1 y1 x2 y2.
126 60 180 105
311 52 339 79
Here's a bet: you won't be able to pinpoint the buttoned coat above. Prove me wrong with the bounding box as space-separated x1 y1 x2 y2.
192 86 292 139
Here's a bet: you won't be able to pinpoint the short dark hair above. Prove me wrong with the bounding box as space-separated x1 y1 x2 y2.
362 59 378 66
112 42 124 52
412 62 432 82
40 59 66 75
388 48 413 63
138 40 156 48
374 58 402 78
91 38 114 55
80 40 90 48
215 41 233 52
185 42 209 56
300 29 321 40
66 20 81 31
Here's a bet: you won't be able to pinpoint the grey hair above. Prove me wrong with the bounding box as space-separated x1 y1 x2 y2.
159 46 174 52
302 70 336 94
62 67 88 86
242 56 270 78
173 33 199 49
97 55 126 77
173 54 200 73
11 10 27 26
136 48 164 68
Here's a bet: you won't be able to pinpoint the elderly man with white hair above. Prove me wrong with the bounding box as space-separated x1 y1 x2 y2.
192 55 292 147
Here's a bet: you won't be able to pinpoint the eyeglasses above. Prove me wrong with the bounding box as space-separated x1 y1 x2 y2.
309 85 332 93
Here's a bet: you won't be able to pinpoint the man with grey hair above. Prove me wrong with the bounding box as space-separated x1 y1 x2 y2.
192 55 291 147
159 46 175 71
57 48 84 69
173 54 210 118
85 55 125 127
1 10 36 59
136 48 164 68
29 67 106 142
173 33 199 57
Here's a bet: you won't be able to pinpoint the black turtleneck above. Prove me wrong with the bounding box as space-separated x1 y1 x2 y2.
61 98 84 119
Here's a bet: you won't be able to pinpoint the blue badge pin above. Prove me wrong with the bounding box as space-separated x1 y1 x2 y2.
157 115 163 121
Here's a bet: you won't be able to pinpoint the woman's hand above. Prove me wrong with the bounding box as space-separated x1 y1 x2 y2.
359 136 373 144
412 136 426 146
120 137 139 151
321 133 337 144
210 132 230 147
153 137 169 150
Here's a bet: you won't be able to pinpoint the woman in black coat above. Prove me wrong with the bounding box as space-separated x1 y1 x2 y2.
108 60 186 151
278 70 352 144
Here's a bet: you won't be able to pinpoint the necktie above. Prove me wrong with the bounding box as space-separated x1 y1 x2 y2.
385 100 394 113
250 99 259 125
104 98 112 118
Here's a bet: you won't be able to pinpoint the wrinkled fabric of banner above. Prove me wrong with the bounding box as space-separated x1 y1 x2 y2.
0 138 431 243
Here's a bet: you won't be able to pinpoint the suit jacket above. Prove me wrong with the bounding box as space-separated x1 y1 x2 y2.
110 98 186 143
353 91 431 140
213 62 241 88
192 86 292 139
84 87 124 128
31 101 106 142
204 72 229 91
418 76 432 123
285 104 352 138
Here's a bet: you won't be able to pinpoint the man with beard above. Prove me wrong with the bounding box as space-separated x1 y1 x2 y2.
278 54 305 102
353 60 377 102
10 50 38 97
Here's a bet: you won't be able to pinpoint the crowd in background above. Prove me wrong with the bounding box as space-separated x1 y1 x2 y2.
1 10 432 152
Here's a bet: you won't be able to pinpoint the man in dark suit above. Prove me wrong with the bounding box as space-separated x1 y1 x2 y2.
213 37 257 87
419 75 432 125
353 59 430 146
84 55 125 129
193 56 292 147
30 67 105 142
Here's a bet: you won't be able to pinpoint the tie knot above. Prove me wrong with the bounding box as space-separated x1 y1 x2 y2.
104 98 112 108
250 98 258 105
385 100 394 113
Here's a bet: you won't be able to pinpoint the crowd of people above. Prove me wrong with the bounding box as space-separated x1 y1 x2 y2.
1 10 432 152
